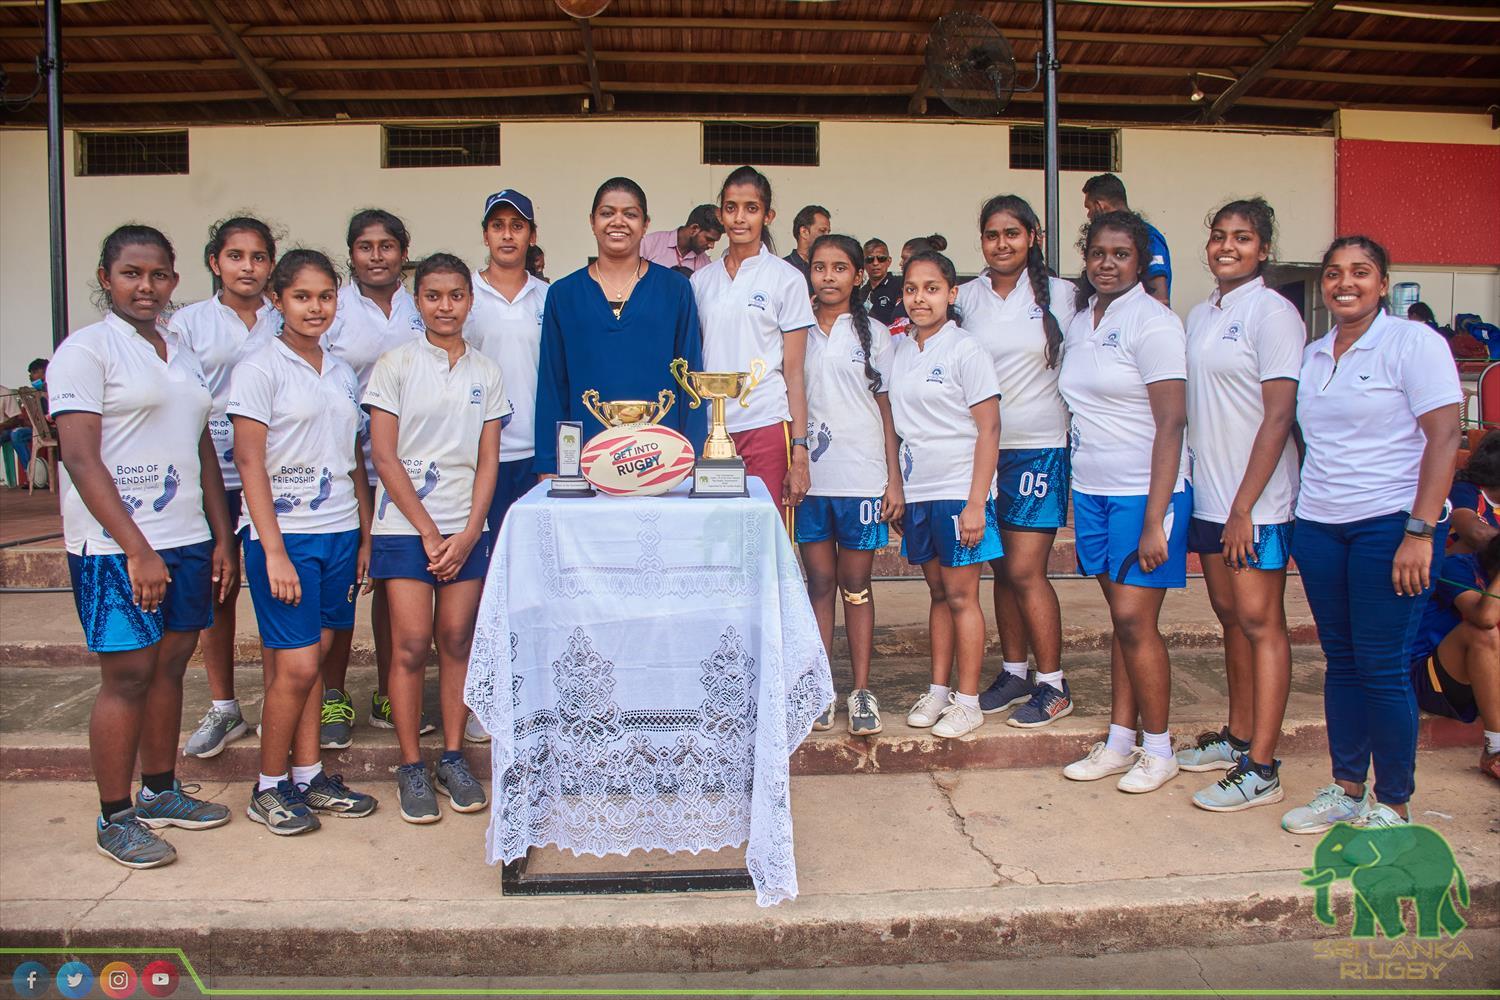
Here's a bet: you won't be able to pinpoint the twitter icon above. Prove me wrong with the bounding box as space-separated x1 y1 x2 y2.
56 961 94 998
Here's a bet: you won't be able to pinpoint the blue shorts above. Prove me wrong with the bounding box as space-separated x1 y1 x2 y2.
370 532 491 586
244 529 361 649
487 458 538 534
994 447 1069 530
1187 517 1294 571
901 498 1004 568
68 539 215 653
224 488 243 537
1412 651 1478 724
795 495 890 550
1073 487 1192 588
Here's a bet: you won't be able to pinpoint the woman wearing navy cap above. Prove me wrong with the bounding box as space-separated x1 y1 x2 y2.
533 177 704 471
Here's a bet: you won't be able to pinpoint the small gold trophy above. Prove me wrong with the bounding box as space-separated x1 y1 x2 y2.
580 388 675 428
670 357 766 497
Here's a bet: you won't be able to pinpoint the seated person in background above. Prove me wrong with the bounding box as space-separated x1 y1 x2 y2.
1450 431 1500 554
526 245 547 282
1407 300 1443 333
5 358 48 473
1411 537 1500 782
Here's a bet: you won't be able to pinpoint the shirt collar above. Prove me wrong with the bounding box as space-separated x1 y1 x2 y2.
1210 276 1265 311
1087 280 1150 322
214 293 276 321
350 282 412 316
417 333 467 366
272 333 325 374
913 319 958 350
978 270 1035 307
1315 309 1396 356
104 311 174 351
473 268 544 306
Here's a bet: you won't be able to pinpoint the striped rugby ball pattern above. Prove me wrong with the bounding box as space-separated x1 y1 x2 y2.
580 424 695 496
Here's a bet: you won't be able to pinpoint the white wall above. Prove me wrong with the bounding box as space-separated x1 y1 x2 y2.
1 119 1341 367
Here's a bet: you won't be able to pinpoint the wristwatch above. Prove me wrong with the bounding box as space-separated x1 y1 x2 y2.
790 436 809 450
1404 516 1435 539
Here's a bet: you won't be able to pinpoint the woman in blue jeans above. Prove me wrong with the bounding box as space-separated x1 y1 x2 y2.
1283 235 1461 833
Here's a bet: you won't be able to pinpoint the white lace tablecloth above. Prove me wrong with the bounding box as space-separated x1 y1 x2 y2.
463 478 832 906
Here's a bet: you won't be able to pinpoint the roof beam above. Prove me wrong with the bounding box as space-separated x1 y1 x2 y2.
1202 0 1338 122
189 0 299 118
573 16 607 113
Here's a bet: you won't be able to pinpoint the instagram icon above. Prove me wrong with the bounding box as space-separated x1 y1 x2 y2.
100 960 138 998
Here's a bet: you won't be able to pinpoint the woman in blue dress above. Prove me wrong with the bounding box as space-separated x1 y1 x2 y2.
533 177 705 472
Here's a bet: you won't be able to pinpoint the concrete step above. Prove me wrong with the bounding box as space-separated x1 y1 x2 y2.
0 653 1482 782
2 752 1495 981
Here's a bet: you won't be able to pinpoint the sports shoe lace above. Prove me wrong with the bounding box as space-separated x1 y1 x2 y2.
113 814 160 850
445 758 478 789
313 773 353 796
321 696 355 725
1215 763 1251 790
199 706 238 730
851 690 877 718
400 763 433 798
278 780 311 809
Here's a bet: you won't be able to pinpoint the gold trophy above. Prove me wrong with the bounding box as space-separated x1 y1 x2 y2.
580 388 675 428
670 357 766 497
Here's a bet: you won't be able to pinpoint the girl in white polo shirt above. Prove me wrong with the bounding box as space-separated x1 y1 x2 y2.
1057 210 1190 795
1179 198 1303 813
890 251 1002 741
172 216 280 762
957 194 1078 731
798 234 902 737
692 165 816 530
229 249 378 835
365 252 508 825
321 208 426 741
50 225 236 868
1280 236 1461 834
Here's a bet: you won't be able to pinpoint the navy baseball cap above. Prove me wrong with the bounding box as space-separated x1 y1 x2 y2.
483 189 535 224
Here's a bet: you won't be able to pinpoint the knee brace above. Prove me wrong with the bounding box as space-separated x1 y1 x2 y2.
840 587 871 606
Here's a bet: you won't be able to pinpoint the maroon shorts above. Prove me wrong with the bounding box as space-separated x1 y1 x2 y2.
732 422 792 530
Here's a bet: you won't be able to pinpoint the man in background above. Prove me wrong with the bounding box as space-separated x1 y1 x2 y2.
640 204 723 273
784 204 831 292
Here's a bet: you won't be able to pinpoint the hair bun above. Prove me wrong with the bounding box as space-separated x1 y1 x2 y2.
928 234 948 251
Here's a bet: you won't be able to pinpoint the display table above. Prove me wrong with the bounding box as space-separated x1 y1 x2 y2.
463 478 832 906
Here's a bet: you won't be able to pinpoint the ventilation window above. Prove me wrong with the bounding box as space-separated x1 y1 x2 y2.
76 131 188 177
1009 126 1118 172
381 124 501 169
703 122 819 167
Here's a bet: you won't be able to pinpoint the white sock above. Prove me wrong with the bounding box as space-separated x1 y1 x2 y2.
928 684 951 702
258 772 287 792
1003 660 1028 679
138 786 158 801
1142 730 1173 760
291 762 323 787
213 698 239 714
955 692 980 711
1486 730 1500 755
1035 670 1064 693
1106 724 1137 757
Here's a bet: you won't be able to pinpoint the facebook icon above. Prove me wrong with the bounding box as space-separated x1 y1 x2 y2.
12 960 49 997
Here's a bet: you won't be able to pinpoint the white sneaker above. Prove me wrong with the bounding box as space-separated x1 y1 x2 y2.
1118 751 1180 793
1063 741 1137 781
463 712 490 744
907 691 950 729
932 700 984 739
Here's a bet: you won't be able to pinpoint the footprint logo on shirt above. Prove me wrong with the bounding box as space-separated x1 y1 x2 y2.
900 443 914 483
152 465 180 512
222 446 234 465
273 494 302 515
810 422 833 462
103 495 143 539
415 461 441 500
309 468 333 510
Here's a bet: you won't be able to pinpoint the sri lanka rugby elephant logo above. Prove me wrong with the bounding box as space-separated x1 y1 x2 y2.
1302 823 1470 939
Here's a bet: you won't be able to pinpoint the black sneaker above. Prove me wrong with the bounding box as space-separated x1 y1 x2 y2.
301 771 377 818
246 780 321 836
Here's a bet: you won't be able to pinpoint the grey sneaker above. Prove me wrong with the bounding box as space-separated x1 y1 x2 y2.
847 689 883 736
301 771 377 818
319 689 355 750
183 705 249 758
97 808 177 869
135 780 231 830
246 780 321 836
1175 729 1243 772
435 755 488 813
396 762 442 824
1281 783 1370 835
463 712 491 744
371 692 436 735
1192 758 1285 813
811 701 836 732
1355 802 1409 829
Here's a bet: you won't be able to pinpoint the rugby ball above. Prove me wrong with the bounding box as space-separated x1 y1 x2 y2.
581 423 695 497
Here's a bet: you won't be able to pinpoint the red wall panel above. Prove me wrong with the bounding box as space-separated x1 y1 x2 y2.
1336 138 1500 266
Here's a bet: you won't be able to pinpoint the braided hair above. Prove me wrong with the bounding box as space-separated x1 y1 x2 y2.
810 233 881 392
979 194 1062 368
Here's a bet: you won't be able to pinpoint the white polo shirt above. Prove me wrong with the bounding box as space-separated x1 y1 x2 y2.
805 313 895 498
1186 277 1304 524
322 282 424 484
48 313 213 556
887 321 1001 504
1058 282 1189 496
1296 311 1462 524
226 337 362 540
956 271 1078 450
167 294 280 491
363 337 509 536
464 269 546 464
692 246 816 433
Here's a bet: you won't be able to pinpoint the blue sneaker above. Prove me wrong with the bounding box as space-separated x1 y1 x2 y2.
247 780 321 836
1175 729 1243 772
1281 783 1370 835
979 672 1035 714
1006 679 1073 729
1193 758 1285 813
301 771 378 818
97 808 177 869
135 780 231 830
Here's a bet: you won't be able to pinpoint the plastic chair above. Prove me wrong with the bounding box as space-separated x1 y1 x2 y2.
1479 363 1500 430
14 387 58 496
